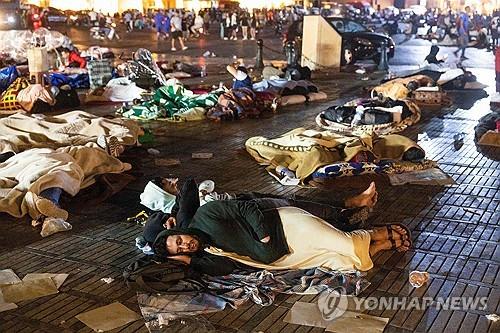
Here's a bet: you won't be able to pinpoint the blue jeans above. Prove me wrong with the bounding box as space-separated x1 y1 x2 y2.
39 187 62 205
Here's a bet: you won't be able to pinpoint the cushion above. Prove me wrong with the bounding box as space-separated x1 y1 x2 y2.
0 77 29 114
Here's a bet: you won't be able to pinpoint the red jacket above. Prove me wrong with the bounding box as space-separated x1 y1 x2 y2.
68 51 87 68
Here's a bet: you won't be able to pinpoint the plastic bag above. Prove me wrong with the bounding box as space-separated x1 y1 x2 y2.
40 217 72 237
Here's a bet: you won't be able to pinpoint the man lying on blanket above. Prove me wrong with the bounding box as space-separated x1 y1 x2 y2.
139 177 412 276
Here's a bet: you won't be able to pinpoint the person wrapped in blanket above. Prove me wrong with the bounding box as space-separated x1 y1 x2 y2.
0 139 129 229
205 63 277 121
137 177 411 276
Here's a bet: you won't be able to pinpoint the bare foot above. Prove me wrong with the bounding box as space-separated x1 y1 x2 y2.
345 182 378 208
370 225 409 242
369 239 411 256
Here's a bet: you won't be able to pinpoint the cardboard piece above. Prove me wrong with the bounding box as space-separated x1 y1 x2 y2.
283 301 331 328
0 277 58 303
192 152 213 159
23 273 69 289
155 158 181 166
326 311 389 333
388 168 455 186
284 302 389 333
76 302 141 332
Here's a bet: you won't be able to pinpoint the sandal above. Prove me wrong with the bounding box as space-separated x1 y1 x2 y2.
374 223 413 248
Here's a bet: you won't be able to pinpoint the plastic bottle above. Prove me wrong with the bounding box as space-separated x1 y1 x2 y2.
409 271 430 288
276 165 295 178
200 65 207 77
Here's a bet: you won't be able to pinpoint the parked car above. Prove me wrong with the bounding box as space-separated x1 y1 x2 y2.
45 7 67 23
326 17 395 65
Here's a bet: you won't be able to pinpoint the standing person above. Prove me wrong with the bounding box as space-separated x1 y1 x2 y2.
220 11 226 39
240 12 249 40
88 9 98 26
491 15 499 48
124 11 133 32
453 6 471 60
203 10 210 35
224 12 232 40
170 12 187 51
163 13 171 39
154 10 165 40
250 12 258 40
191 13 204 37
230 11 238 40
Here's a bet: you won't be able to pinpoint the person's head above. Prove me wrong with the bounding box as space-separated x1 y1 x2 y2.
60 48 71 58
153 230 201 256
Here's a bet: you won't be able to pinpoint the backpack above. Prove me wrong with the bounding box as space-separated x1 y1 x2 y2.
123 255 206 294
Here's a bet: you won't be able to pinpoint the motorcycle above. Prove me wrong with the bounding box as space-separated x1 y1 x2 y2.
90 23 119 40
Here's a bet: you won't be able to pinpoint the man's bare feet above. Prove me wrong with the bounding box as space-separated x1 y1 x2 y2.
369 238 411 256
370 225 409 242
345 182 378 209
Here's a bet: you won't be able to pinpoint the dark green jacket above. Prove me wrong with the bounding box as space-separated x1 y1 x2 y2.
189 200 289 274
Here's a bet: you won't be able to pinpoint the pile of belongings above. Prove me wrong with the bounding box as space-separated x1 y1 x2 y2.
0 110 142 153
0 76 55 115
371 74 453 107
0 28 68 64
253 78 327 106
316 98 421 136
245 128 434 183
123 48 168 90
474 111 500 147
157 60 204 78
117 81 223 121
85 77 146 103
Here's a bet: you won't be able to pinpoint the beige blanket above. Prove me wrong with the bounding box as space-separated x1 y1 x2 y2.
245 128 423 180
0 111 142 153
0 145 131 218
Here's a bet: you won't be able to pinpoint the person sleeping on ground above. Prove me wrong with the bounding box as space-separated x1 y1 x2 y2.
136 177 379 254
0 144 131 226
151 198 411 276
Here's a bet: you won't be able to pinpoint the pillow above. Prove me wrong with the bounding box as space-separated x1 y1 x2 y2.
0 77 29 114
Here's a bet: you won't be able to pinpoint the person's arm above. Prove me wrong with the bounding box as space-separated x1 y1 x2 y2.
202 200 269 242
226 64 238 78
173 177 200 230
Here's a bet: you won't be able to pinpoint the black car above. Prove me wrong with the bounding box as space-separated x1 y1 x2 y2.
45 7 68 23
326 17 395 65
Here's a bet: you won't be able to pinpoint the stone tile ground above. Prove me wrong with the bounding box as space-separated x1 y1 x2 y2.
0 33 498 332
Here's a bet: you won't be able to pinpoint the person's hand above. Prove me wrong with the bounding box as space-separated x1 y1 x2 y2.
260 235 271 243
168 255 191 264
163 216 176 229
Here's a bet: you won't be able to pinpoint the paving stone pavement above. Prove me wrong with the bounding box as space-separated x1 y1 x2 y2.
0 66 498 332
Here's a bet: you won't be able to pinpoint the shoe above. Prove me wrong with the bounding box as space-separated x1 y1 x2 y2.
250 37 255 40
24 192 42 220
97 135 122 157
224 37 228 40
36 196 68 220
460 56 469 60
234 37 238 40
182 46 188 50
171 47 177 51
243 37 247 40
